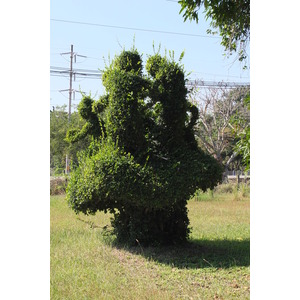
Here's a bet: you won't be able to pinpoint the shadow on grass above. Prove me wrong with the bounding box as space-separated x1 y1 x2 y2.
115 238 250 269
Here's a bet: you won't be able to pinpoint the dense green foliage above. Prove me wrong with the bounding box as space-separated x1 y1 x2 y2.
179 0 250 63
66 48 223 245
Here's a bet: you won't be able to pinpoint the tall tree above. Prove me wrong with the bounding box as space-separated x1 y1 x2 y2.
189 83 249 170
66 48 223 246
178 0 250 64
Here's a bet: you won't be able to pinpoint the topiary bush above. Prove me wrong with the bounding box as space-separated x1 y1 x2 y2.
66 48 223 246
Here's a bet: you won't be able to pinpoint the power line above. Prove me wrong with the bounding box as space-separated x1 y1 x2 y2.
50 65 249 81
50 18 220 39
50 65 103 83
186 80 250 88
51 68 249 88
50 66 102 74
190 71 249 79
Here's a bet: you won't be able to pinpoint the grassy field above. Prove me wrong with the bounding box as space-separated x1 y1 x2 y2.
51 186 250 299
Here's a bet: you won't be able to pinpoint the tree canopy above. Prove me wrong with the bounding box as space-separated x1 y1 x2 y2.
179 0 250 64
66 48 223 245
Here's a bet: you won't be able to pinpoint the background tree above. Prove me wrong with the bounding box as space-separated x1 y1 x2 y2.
188 83 250 171
231 92 250 171
178 0 251 169
178 0 250 64
50 105 91 175
50 105 68 174
66 48 223 246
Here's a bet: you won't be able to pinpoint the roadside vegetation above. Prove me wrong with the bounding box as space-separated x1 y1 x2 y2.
51 186 249 299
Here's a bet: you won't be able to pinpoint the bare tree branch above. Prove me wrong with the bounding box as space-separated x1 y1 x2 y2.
188 81 249 166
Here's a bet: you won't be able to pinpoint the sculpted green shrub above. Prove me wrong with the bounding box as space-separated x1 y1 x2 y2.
67 48 223 245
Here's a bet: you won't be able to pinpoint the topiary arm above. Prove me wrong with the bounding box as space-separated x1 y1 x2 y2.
66 122 93 143
187 102 199 129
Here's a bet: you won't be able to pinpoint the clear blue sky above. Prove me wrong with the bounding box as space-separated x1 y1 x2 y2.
50 0 250 110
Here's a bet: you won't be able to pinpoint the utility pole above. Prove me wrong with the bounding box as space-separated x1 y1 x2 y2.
65 45 73 174
68 44 73 121
66 45 73 174
60 45 74 175
59 45 87 174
